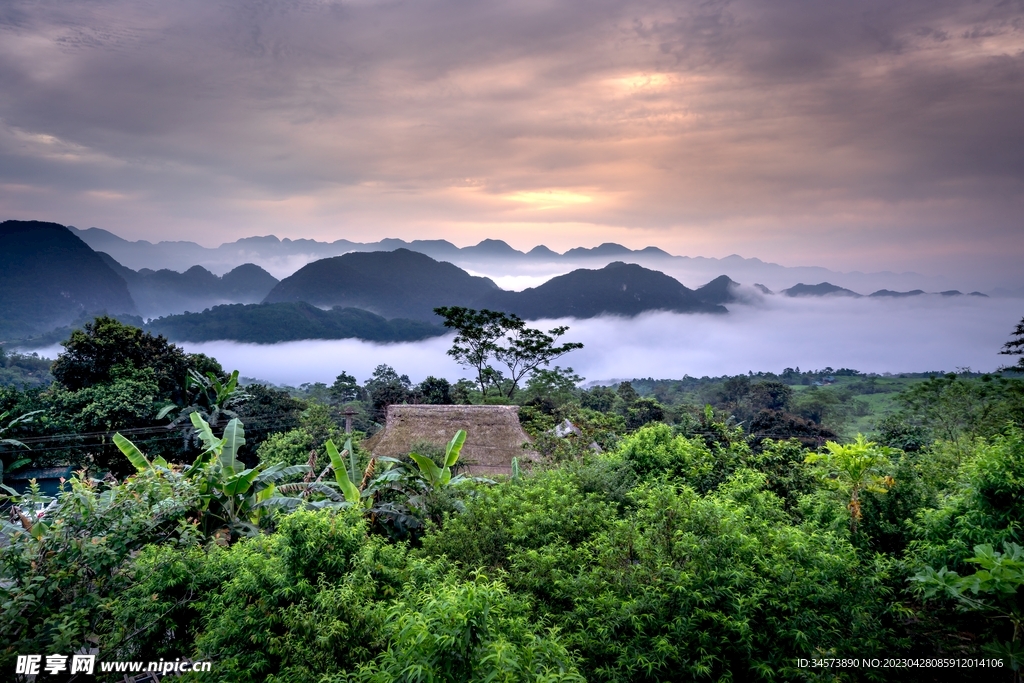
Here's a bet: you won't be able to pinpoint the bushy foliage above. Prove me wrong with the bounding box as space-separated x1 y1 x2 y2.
0 469 200 669
743 438 818 512
100 509 583 682
420 468 620 572
51 316 219 402
0 348 52 389
423 469 901 682
909 425 1024 573
2 345 1022 679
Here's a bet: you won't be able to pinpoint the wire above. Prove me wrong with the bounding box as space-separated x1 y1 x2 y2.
4 409 312 454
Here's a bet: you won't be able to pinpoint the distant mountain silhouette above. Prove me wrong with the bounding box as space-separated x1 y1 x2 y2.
98 253 278 318
146 302 444 343
477 262 726 318
694 275 741 305
527 245 560 258
264 249 499 321
563 243 634 259
462 239 521 258
220 263 280 299
70 226 961 298
0 220 136 340
869 289 925 298
781 282 862 298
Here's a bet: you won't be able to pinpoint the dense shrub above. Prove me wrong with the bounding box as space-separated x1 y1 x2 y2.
0 470 200 670
102 509 582 682
423 470 902 682
909 425 1024 572
420 469 619 572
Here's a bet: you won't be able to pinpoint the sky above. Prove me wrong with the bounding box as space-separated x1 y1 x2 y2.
1 0 1022 284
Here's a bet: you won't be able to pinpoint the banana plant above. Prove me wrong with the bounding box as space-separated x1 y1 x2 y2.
161 369 250 449
366 430 495 535
326 437 367 506
409 429 467 488
115 413 310 541
1 409 40 486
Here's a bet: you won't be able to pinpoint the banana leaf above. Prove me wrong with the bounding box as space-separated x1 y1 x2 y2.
326 439 360 503
444 429 467 468
114 433 151 472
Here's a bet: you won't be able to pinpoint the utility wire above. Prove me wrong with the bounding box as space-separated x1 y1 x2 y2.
6 410 310 447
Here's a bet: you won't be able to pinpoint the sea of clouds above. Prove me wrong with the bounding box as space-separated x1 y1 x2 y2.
150 295 1023 387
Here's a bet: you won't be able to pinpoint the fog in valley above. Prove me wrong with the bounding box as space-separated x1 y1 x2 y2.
26 295 1016 388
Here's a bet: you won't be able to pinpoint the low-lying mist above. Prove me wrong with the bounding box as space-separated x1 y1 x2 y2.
21 296 1021 387
154 296 1022 387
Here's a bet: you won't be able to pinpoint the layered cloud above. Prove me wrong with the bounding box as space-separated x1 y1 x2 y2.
1 0 1022 284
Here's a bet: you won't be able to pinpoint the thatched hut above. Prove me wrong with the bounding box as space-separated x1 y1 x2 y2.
364 405 538 476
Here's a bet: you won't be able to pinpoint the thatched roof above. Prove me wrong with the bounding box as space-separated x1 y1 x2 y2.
364 405 538 476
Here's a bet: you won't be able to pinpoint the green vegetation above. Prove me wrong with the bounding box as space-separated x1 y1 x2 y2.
1001 316 1024 371
1 315 1023 681
0 348 52 389
146 302 446 343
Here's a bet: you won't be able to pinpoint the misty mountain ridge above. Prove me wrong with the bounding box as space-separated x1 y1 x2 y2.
97 253 279 318
694 275 743 306
265 253 724 322
782 282 862 298
474 262 727 319
147 260 729 343
4 220 1009 347
781 283 992 299
68 225 996 295
263 249 499 321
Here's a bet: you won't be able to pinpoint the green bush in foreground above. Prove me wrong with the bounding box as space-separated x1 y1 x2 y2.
423 464 903 682
106 509 583 683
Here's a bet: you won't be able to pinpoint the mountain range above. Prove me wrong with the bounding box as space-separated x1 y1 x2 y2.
69 225 989 295
71 226 678 275
263 249 499 320
97 254 279 318
1 221 730 344
0 220 1004 346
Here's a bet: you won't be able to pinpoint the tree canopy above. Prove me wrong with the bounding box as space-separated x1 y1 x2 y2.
1000 316 1024 372
434 306 583 399
51 316 222 403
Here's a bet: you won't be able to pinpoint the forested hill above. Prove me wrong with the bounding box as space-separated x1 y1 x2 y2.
0 220 136 340
263 249 500 321
97 253 279 318
476 262 727 318
145 302 445 343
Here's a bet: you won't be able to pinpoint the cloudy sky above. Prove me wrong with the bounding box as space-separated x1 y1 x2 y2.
1 0 1022 283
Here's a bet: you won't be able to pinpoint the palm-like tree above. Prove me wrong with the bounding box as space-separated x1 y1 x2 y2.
805 434 893 534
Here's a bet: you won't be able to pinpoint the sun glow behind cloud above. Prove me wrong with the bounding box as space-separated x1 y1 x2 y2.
503 190 595 210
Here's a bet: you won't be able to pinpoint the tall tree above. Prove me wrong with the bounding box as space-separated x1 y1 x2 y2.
493 323 583 399
433 307 513 397
434 306 583 399
1000 316 1024 372
364 364 411 421
330 371 363 403
51 316 221 403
